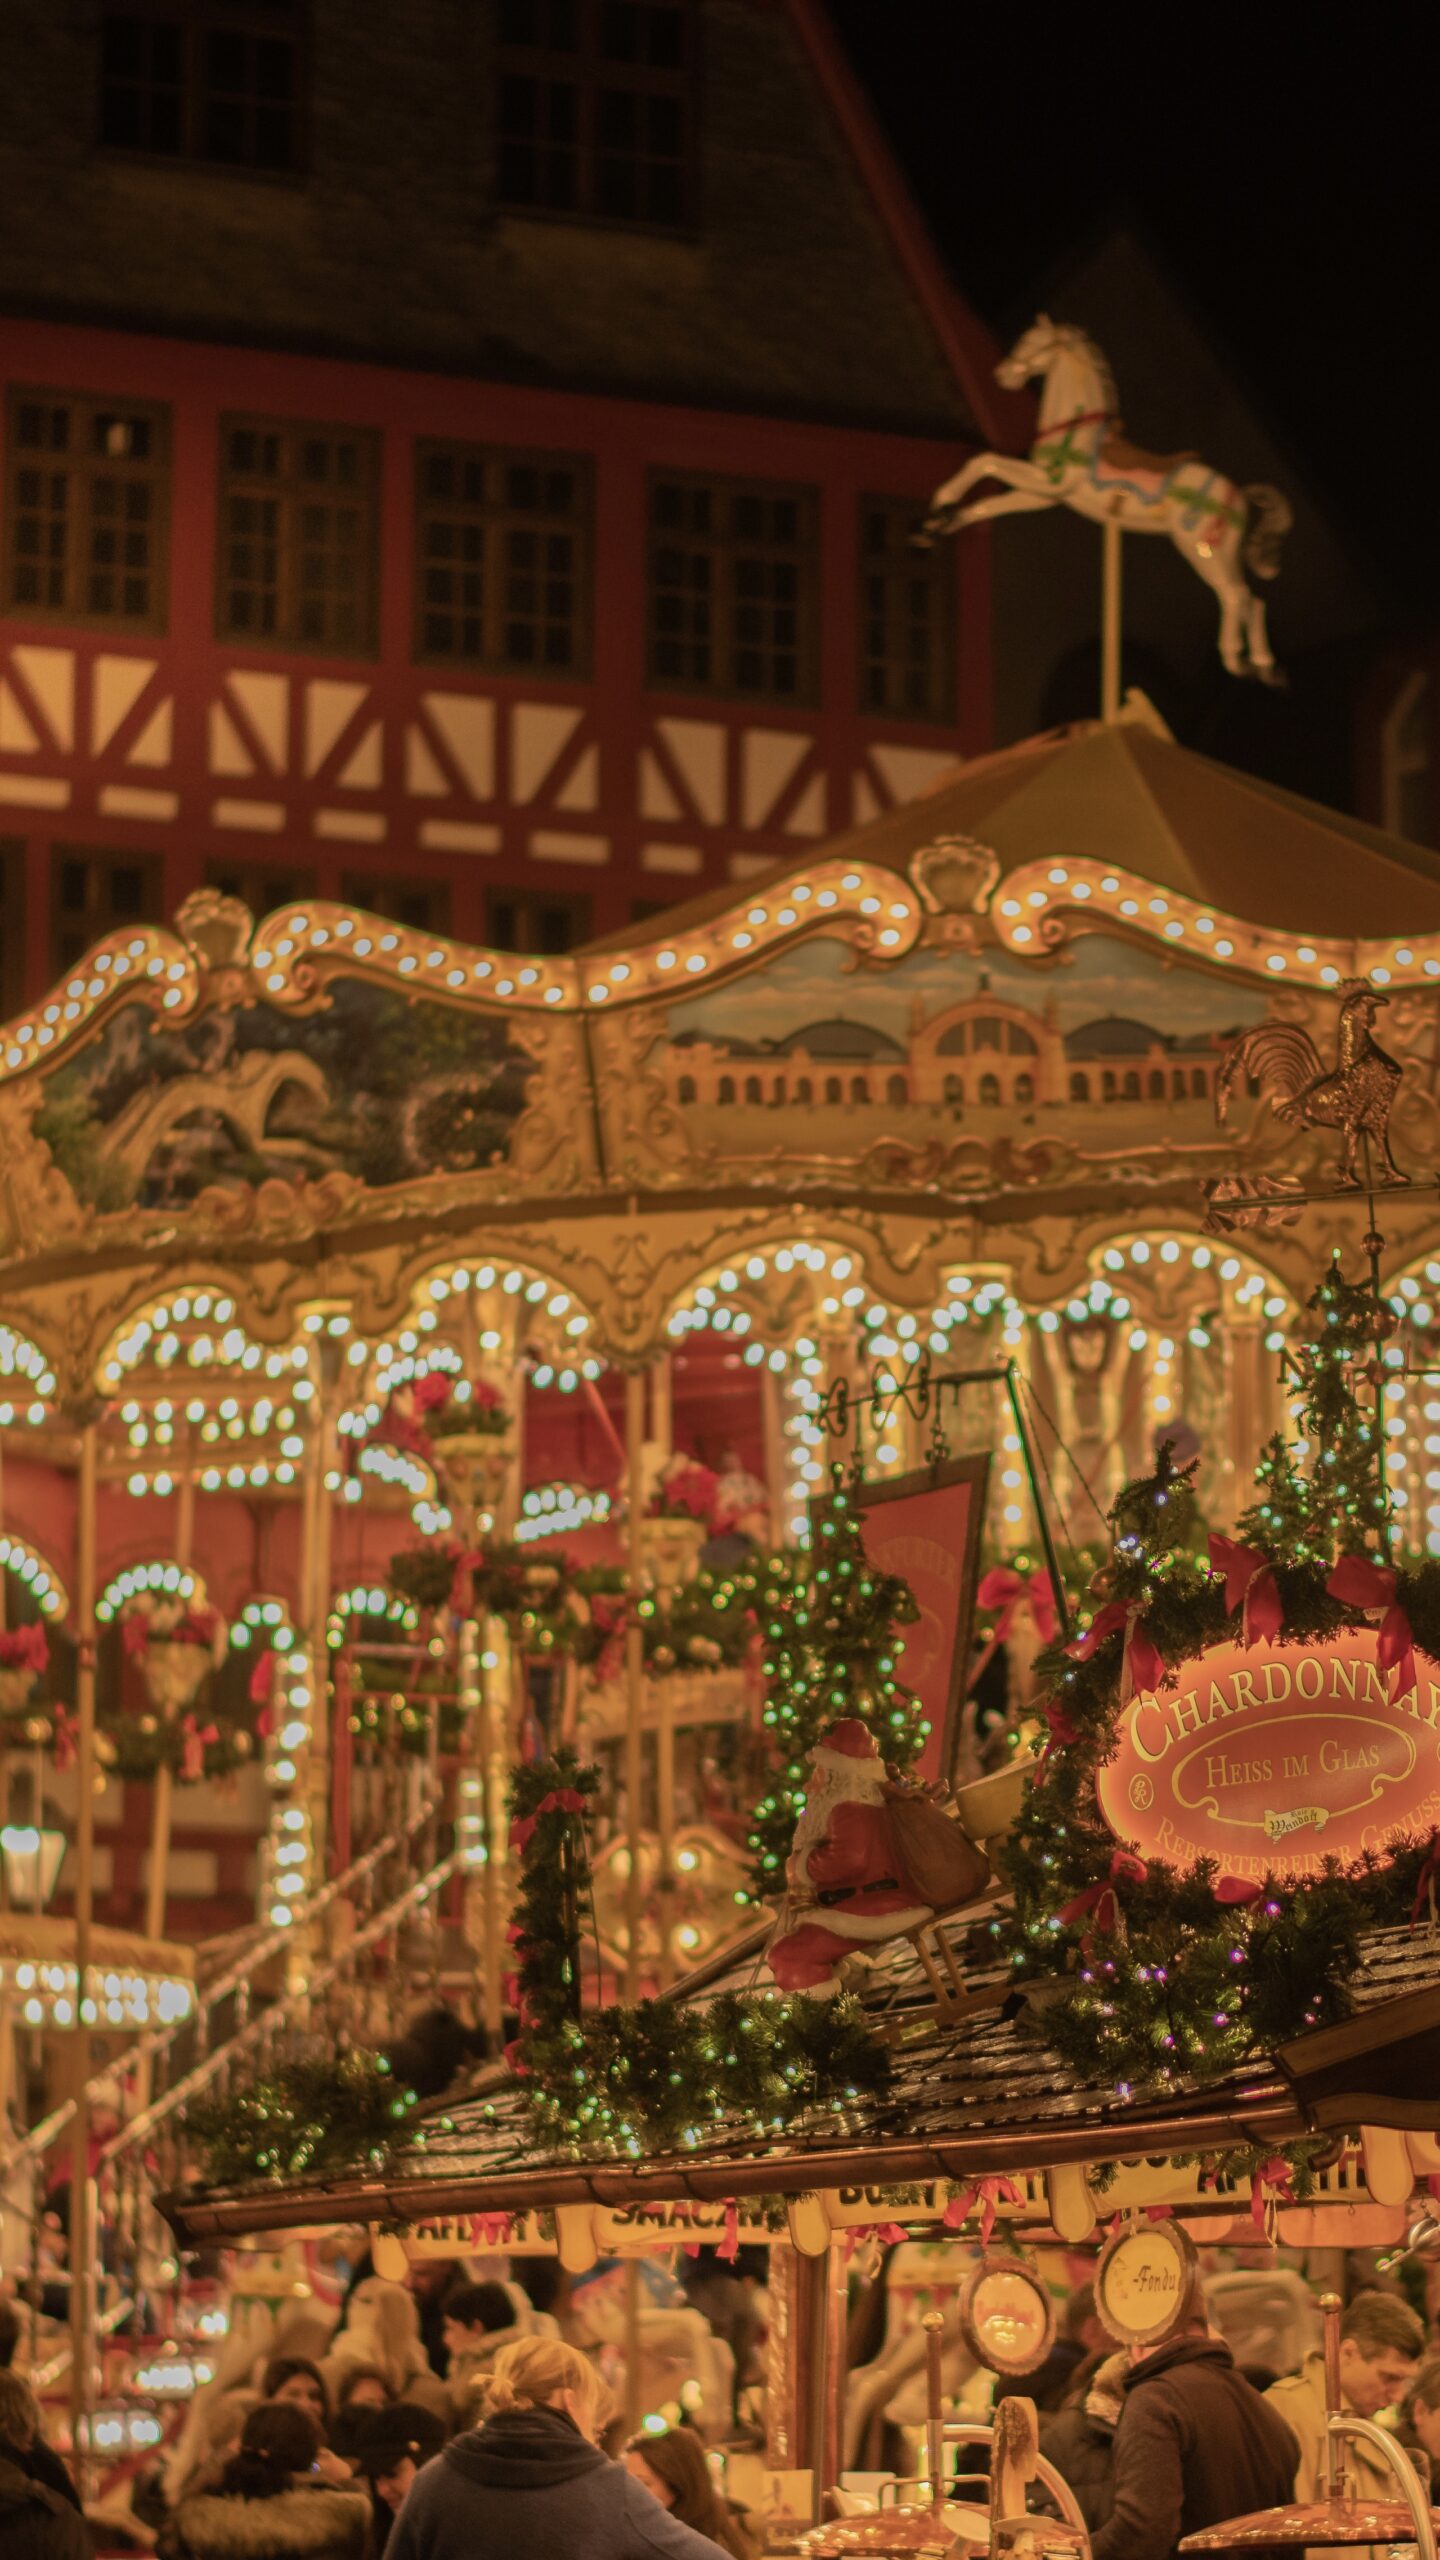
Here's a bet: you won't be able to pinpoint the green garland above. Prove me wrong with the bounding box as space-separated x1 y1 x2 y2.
745 1465 926 1900
183 2050 429 2187
506 1749 890 2156
999 1259 1435 2103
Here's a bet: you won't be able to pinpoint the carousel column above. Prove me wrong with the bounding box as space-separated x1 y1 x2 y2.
648 1355 678 1991
769 2236 845 2519
1226 1306 1279 1507
68 1417 99 2476
624 1367 647 1996
144 1442 195 1943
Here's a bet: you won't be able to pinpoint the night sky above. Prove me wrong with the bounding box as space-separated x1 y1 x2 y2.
826 6 1435 617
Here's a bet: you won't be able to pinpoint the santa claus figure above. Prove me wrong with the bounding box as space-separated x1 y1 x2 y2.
768 1717 932 1996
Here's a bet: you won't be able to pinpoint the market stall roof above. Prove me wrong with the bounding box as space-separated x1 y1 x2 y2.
583 708 1440 948
166 1917 1440 2244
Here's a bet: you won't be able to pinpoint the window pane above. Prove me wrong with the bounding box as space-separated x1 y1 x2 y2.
415 441 590 671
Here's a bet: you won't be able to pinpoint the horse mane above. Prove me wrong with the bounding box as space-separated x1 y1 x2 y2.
1052 322 1119 411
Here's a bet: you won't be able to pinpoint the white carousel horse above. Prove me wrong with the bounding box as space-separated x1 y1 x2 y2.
926 314 1292 681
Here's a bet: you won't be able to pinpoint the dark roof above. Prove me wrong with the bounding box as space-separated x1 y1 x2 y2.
774 1018 906 1061
164 1919 1440 2244
1064 1016 1170 1059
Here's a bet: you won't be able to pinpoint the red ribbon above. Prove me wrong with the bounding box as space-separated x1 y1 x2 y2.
718 2199 740 2264
1411 1831 1440 1929
1066 1599 1164 1703
1215 1875 1264 1906
1327 1554 1417 1701
1058 1849 1148 1942
180 1716 218 1781
509 1786 587 1856
1250 2156 1295 2230
977 1566 1059 1649
1208 1534 1284 1644
468 2214 513 2247
503 2038 531 2077
944 2175 1022 2244
52 1705 80 1772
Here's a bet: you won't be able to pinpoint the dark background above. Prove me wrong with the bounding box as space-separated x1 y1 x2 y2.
827 6 1435 620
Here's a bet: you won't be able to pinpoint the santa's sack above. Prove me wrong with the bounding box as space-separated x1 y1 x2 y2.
883 1788 989 1909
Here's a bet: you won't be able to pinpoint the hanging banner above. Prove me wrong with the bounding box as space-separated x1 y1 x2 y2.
389 2210 556 2259
851 1454 991 1784
1097 1630 1440 1877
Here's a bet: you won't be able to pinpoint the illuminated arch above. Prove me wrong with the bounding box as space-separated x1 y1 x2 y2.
0 1320 58 1425
96 1558 205 1623
0 1531 68 1620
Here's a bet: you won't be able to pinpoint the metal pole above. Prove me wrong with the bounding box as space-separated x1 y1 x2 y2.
1004 1362 1070 1638
69 1416 98 2475
1101 515 1123 722
145 1450 195 1944
624 1369 646 1997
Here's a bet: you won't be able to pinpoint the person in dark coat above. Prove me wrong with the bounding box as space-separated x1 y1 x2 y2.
0 2375 89 2560
1039 2351 1127 2535
157 2401 371 2560
386 2334 729 2560
353 2402 447 2555
1091 2291 1299 2560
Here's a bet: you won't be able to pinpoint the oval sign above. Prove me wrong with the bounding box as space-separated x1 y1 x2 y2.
958 2253 1056 2376
1096 1630 1440 1878
1096 2219 1196 2347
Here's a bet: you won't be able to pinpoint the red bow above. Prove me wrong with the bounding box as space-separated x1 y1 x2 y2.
503 2037 531 2077
718 2199 740 2264
1411 1831 1440 1930
468 2214 513 2247
1208 1535 1284 1644
1215 1875 1264 1907
52 1705 80 1772
1250 2156 1295 2231
180 1716 218 1781
1066 1600 1164 1703
1057 1850 1148 1944
509 1787 587 1856
449 1546 487 1613
1326 1555 1416 1701
978 1566 1059 1649
944 2175 1022 2244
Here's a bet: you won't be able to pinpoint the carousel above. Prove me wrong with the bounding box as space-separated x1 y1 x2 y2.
5 678 1440 2529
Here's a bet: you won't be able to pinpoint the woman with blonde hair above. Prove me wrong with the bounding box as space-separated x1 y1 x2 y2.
623 2427 758 2560
323 2279 448 2424
385 2333 731 2560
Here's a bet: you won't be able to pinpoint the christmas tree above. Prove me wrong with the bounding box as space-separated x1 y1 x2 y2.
746 1461 927 1899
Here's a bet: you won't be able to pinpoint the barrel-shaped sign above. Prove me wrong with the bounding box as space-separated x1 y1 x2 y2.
1096 1629 1440 1878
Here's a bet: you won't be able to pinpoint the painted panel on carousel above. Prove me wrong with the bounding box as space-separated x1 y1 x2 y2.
621 930 1271 1191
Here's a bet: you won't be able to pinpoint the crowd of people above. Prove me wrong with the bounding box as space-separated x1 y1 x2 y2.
3 2244 1439 2560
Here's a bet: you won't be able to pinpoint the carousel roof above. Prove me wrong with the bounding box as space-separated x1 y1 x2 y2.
165 1916 1440 2243
612 706 1440 946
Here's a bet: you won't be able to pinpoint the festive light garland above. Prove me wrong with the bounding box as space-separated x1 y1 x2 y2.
503 1750 889 2157
999 1258 1437 2110
184 2050 429 2187
744 1465 927 1902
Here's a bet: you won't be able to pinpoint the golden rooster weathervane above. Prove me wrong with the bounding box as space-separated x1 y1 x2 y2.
1216 978 1408 1192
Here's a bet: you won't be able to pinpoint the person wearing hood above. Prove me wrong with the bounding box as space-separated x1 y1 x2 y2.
386 2333 733 2560
156 2400 371 2560
1090 2283 1299 2560
0 2375 89 2560
1038 2351 1128 2534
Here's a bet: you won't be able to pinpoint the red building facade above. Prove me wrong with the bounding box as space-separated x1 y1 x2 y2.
0 0 1020 1011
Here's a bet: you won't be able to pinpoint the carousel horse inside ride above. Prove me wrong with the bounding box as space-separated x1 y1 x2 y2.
924 314 1291 683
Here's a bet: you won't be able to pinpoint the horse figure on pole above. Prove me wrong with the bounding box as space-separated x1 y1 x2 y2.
925 315 1291 683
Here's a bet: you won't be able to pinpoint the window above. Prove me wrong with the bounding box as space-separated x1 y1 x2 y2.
676 1073 695 1104
717 1075 735 1105
1015 1072 1034 1105
886 1072 906 1106
0 840 25 1017
4 390 169 629
1069 1071 1089 1102
416 444 592 674
496 0 696 230
205 858 315 918
340 871 451 935
824 1075 841 1104
944 1073 963 1103
794 1076 811 1103
979 1073 1000 1106
1191 1066 1207 1098
217 417 378 653
98 3 304 173
485 889 592 954
858 495 957 722
1122 1070 1140 1099
649 474 818 701
51 848 164 974
743 1074 761 1104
